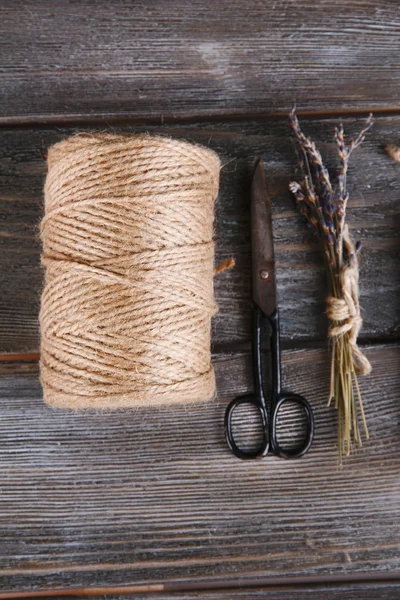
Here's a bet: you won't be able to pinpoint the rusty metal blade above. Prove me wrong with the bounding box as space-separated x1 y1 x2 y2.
251 158 277 317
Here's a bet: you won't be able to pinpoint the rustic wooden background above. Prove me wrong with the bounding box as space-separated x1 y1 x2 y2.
0 1 399 598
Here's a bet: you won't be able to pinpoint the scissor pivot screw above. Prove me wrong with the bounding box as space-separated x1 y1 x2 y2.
260 270 269 279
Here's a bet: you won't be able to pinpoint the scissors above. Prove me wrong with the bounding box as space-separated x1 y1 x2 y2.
224 158 315 460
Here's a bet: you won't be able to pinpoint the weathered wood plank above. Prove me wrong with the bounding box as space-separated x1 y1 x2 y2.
0 0 400 123
0 116 399 352
0 345 398 593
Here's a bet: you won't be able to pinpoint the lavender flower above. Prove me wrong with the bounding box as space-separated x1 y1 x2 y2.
289 111 373 462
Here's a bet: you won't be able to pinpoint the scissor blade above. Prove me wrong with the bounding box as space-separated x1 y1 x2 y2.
251 158 277 317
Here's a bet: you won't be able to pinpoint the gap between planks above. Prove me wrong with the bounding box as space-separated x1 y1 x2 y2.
1 106 400 129
0 573 399 599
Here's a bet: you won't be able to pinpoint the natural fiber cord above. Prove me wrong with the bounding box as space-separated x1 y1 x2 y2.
40 133 221 410
326 225 372 377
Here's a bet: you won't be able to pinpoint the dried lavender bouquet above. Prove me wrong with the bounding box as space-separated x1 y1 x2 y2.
289 111 373 461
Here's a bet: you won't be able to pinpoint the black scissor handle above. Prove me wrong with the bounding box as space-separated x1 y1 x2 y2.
224 394 269 460
270 393 314 459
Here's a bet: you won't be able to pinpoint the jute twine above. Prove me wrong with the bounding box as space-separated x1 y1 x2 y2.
40 133 221 409
326 225 372 376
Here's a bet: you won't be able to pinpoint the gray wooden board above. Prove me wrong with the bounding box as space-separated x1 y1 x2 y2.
1 1 400 122
0 344 399 593
1 1 400 596
0 115 399 354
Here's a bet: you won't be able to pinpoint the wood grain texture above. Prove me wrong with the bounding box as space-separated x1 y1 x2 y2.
0 344 398 593
0 115 399 353
1 0 400 123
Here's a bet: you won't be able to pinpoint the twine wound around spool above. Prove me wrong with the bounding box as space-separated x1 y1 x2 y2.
40 133 221 410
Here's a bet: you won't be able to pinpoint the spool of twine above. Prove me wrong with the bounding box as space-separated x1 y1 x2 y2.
40 133 221 410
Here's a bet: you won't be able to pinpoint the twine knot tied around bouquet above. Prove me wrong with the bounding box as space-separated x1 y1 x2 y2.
326 226 371 377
